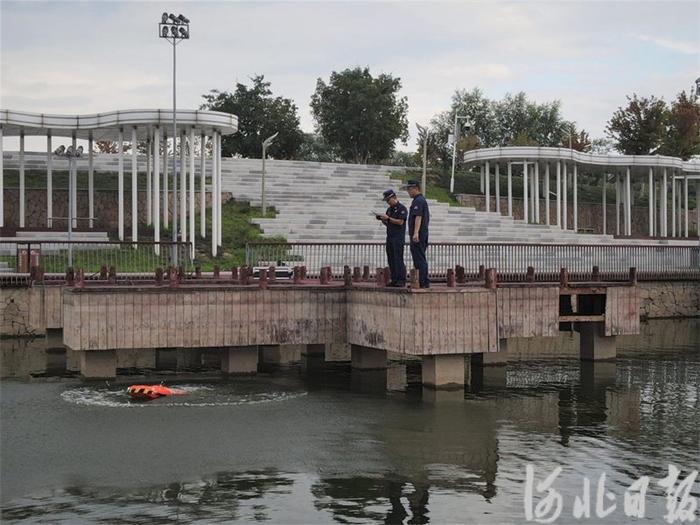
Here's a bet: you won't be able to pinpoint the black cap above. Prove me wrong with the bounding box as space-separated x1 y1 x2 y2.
401 179 420 190
382 189 396 201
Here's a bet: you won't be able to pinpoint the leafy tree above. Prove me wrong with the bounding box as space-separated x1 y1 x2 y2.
201 75 303 159
605 94 668 155
296 133 340 163
310 67 409 164
660 90 700 160
94 141 131 154
558 125 591 152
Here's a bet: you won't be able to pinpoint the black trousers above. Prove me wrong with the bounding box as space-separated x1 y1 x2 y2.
409 238 430 288
385 237 406 284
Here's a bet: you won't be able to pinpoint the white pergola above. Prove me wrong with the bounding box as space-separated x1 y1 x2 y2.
463 147 700 238
0 108 238 256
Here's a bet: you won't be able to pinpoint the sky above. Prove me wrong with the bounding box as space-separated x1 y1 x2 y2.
1 0 699 152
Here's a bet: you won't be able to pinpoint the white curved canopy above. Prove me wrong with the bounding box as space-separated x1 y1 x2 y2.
463 146 700 176
0 108 238 141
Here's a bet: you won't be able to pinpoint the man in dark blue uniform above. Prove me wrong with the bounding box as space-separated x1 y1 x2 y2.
377 189 408 287
404 180 430 288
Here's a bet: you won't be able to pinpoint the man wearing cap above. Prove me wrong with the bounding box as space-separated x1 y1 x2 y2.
404 180 430 288
377 189 408 287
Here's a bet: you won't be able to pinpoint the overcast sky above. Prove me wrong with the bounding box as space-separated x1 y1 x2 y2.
1 0 698 152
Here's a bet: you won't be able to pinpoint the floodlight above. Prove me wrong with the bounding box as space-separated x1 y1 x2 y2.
171 26 178 37
54 145 65 155
179 27 188 38
177 14 190 23
76 146 84 156
161 13 168 23
168 13 179 24
161 26 169 37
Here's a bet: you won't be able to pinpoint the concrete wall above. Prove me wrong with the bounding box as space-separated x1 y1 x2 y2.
455 194 699 237
639 281 699 319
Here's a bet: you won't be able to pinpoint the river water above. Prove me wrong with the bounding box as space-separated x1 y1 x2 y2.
1 319 698 524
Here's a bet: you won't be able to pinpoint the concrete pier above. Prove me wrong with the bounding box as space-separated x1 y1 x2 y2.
579 322 617 361
351 345 387 370
422 355 465 389
260 344 302 366
303 343 326 357
221 346 258 375
80 350 116 379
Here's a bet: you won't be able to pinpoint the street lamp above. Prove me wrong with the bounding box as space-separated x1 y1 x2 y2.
449 115 471 193
261 132 279 216
158 11 189 265
54 144 83 266
416 124 429 196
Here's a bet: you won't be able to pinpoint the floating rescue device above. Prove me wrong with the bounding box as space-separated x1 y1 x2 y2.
127 384 187 400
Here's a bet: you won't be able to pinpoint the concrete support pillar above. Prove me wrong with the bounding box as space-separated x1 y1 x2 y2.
683 176 689 237
523 161 529 223
507 162 513 217
579 322 616 361
146 137 152 225
189 127 196 257
80 350 117 379
217 133 223 248
573 163 578 232
350 345 387 370
19 131 25 228
117 128 124 241
422 354 465 389
212 131 218 256
556 161 561 228
88 133 94 229
625 167 632 236
544 162 550 225
534 161 540 223
485 160 490 212
260 344 302 365
153 128 161 254
200 134 206 238
494 162 500 213
562 162 568 230
221 346 258 375
163 131 168 228
180 130 187 243
304 343 326 357
473 340 509 366
648 167 654 236
131 127 138 242
661 168 668 237
46 132 52 228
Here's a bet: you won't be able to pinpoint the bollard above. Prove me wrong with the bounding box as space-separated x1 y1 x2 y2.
343 266 353 287
409 269 419 289
352 266 362 282
75 268 85 288
65 267 75 287
526 266 535 283
592 265 600 282
268 266 276 284
485 268 497 289
99 265 108 280
629 267 637 285
108 266 117 284
478 265 485 280
178 266 185 282
155 267 164 285
213 265 220 279
29 265 39 283
259 268 268 289
455 265 466 284
195 266 202 279
231 267 238 282
320 267 329 285
300 266 307 280
376 268 384 287
446 268 456 287
383 266 391 286
168 266 179 287
362 266 370 281
559 267 569 287
293 266 301 284
326 266 333 281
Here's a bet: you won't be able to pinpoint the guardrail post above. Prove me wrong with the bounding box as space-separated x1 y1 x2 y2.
213 265 220 279
485 268 497 289
343 266 352 287
168 266 179 287
108 266 117 284
560 267 569 287
320 267 329 285
231 267 238 282
259 268 268 289
75 268 85 288
478 265 485 280
65 267 75 287
446 268 456 287
409 269 419 289
195 266 202 279
383 266 390 286
352 266 361 282
592 266 600 282
526 266 535 283
155 267 164 285
300 266 307 280
362 266 370 281
99 265 108 280
375 268 384 287
629 267 637 285
455 265 466 284
325 266 333 282
178 266 185 282
293 266 301 284
268 266 276 284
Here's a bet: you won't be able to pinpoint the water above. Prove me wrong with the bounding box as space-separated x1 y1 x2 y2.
1 319 698 524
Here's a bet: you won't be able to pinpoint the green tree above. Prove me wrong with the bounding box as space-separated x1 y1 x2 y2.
660 90 700 160
201 75 303 159
310 67 409 164
605 94 668 155
296 133 340 163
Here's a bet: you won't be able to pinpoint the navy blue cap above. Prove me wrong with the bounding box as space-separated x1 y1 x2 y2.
401 179 421 190
382 189 396 201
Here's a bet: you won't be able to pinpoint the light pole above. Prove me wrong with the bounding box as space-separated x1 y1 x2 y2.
159 12 189 265
261 132 278 216
54 144 83 267
449 114 470 193
416 124 429 196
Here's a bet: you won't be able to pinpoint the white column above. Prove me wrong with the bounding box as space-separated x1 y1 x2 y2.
46 133 52 228
131 127 138 243
615 175 620 236
117 128 124 241
200 134 206 238
216 133 224 246
507 162 513 217
683 175 689 237
661 168 667 237
625 166 632 236
544 162 550 225
523 161 528 223
19 131 25 228
163 131 168 228
71 133 77 229
211 131 218 256
556 161 561 228
602 174 607 235
573 163 578 232
189 127 195 257
648 167 654 236
88 133 94 228
494 163 500 213
0 126 3 228
484 161 490 212
562 162 568 230
534 161 540 223
153 128 160 254
180 130 187 243
671 172 676 237
146 136 152 225
697 180 700 239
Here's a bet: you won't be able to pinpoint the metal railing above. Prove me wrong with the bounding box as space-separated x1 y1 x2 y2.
0 241 192 281
246 241 700 281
